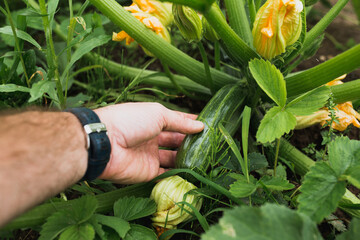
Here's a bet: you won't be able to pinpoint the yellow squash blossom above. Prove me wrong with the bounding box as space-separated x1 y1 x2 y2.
252 0 303 59
112 2 171 56
296 75 360 131
134 0 173 26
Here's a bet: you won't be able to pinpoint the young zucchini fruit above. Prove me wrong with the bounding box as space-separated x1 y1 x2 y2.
175 84 246 173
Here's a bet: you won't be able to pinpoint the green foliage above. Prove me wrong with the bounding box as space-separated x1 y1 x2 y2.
336 218 360 240
298 161 347 223
256 106 297 143
286 86 330 116
298 137 360 223
0 26 42 49
250 59 330 143
124 224 157 240
249 59 287 107
259 176 295 191
58 223 95 240
95 214 130 238
39 195 98 240
229 174 257 198
201 204 323 240
113 196 156 221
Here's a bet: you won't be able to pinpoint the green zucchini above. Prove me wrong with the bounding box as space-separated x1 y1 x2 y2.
175 84 246 173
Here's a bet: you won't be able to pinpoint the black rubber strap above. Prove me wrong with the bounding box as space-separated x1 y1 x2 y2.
66 108 111 181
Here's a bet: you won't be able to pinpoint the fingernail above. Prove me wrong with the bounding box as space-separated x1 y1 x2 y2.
194 120 204 129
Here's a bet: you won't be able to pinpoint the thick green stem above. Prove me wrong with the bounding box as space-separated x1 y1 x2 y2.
224 0 253 47
352 0 360 24
158 0 215 12
331 79 360 104
38 0 65 108
248 0 256 27
204 3 259 67
303 0 349 52
86 53 211 96
89 0 237 89
29 0 214 95
285 44 360 97
1 183 153 231
161 62 201 100
284 0 349 66
55 26 211 95
279 139 360 218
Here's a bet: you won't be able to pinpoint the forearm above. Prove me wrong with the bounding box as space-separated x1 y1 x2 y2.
0 110 87 226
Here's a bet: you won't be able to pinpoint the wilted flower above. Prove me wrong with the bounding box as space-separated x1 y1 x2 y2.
173 4 203 43
295 75 360 131
150 175 202 231
134 0 173 26
112 3 171 56
252 0 303 59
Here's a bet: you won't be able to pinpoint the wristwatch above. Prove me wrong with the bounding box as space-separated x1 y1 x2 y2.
66 108 111 181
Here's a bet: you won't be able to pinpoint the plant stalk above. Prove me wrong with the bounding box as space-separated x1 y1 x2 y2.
303 0 349 52
286 44 360 97
203 3 259 67
285 0 349 66
331 79 360 104
197 41 214 94
224 0 253 47
88 0 237 89
247 0 256 27
38 0 65 108
27 0 214 96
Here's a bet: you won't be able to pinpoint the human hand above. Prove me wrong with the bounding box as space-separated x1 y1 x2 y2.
94 102 204 184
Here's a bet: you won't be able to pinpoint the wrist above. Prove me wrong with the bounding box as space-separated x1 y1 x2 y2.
62 112 88 181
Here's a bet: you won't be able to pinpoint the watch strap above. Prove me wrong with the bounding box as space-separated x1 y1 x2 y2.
66 108 111 181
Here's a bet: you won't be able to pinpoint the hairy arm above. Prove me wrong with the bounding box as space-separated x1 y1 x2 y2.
0 103 204 227
0 111 88 226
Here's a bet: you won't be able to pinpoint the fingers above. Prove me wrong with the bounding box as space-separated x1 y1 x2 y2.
159 149 177 168
161 108 204 134
158 132 186 148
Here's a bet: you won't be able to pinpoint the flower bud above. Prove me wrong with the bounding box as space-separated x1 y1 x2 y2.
173 4 203 43
252 0 303 59
150 175 202 229
202 17 220 42
134 0 174 27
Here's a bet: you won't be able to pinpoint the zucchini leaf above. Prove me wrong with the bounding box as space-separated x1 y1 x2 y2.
113 196 156 222
201 204 322 240
298 161 346 223
249 59 287 108
256 106 297 144
286 86 330 116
